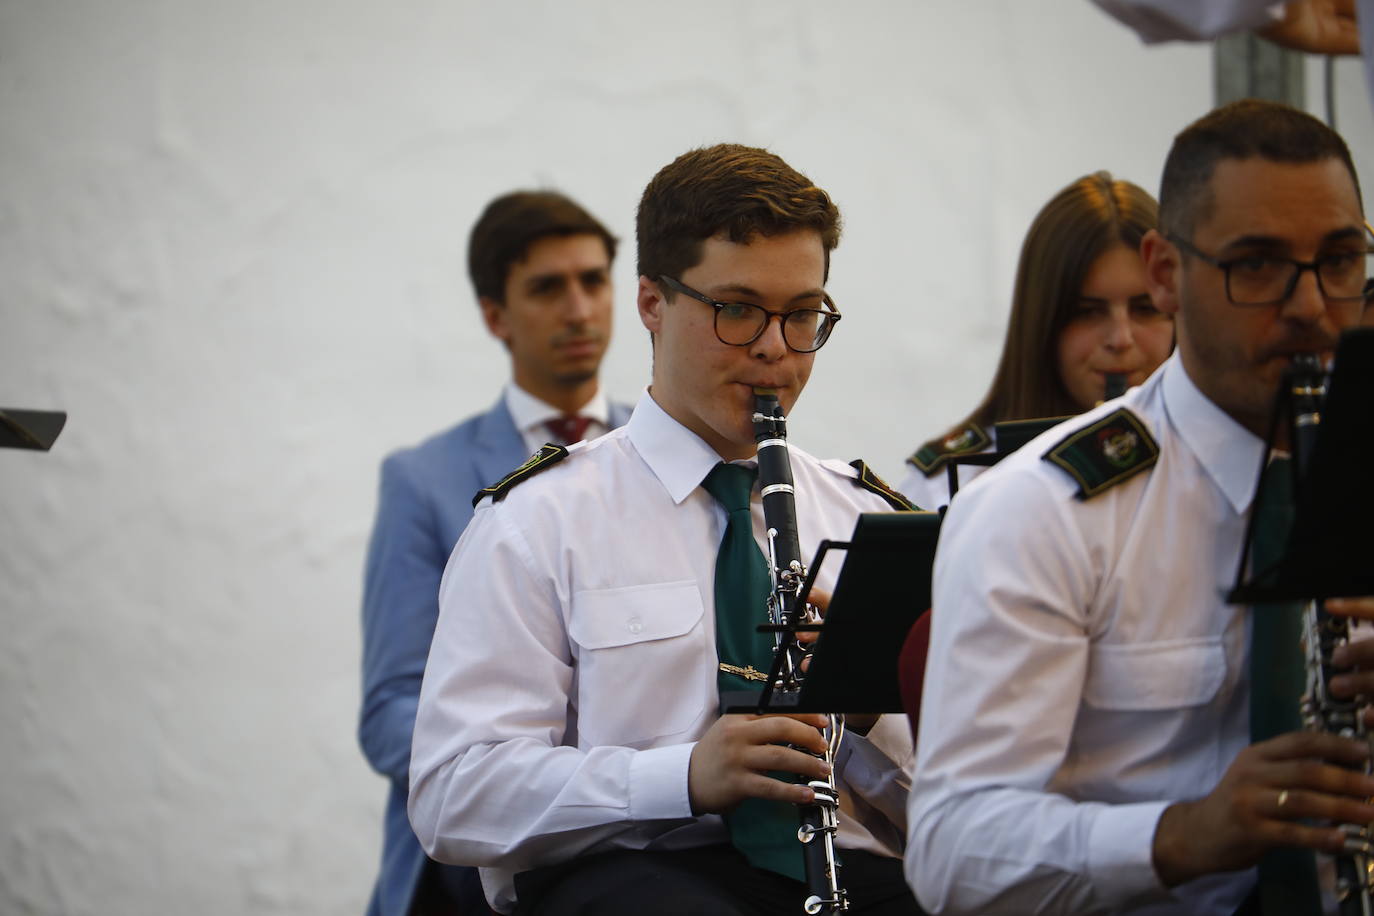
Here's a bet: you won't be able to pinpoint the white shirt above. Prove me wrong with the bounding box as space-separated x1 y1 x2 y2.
897 440 996 512
410 391 913 913
503 381 610 453
907 353 1266 915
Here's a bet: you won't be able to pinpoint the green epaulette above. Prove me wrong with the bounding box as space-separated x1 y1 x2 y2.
992 415 1072 455
1042 408 1158 500
906 423 991 477
471 444 569 507
849 459 917 511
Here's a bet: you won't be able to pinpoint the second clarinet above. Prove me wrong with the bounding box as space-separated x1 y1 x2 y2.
752 387 849 915
1289 355 1374 916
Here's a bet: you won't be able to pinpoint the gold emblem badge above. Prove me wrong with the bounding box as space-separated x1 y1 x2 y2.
944 428 976 452
1099 427 1139 468
718 662 768 683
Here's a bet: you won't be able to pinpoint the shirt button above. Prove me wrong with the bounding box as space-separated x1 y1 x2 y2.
628 617 643 635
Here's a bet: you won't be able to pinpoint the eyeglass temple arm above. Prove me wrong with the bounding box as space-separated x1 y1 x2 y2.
1361 222 1374 304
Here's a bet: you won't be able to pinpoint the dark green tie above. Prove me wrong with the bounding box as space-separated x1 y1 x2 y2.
1248 456 1321 915
701 462 805 882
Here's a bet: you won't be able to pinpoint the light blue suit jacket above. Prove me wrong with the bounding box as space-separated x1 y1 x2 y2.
358 396 632 916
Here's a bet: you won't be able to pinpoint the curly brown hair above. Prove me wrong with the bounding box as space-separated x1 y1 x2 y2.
636 144 842 283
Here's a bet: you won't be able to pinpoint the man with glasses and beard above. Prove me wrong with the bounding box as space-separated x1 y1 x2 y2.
908 100 1374 915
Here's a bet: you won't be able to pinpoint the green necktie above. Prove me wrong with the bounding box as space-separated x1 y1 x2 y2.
701 462 805 882
1248 456 1321 915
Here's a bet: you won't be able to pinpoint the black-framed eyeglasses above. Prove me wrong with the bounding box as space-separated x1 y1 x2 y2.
1167 232 1371 306
657 275 841 353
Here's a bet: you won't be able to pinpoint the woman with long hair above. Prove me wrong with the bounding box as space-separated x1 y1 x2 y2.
899 172 1174 509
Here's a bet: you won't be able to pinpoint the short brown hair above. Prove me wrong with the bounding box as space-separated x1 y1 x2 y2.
1159 99 1362 238
467 190 617 303
938 172 1160 439
636 144 841 282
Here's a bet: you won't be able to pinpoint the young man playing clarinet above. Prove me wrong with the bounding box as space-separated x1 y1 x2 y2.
408 144 921 916
909 100 1374 915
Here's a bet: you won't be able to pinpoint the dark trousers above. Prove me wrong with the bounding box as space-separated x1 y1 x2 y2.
512 844 924 916
413 860 494 915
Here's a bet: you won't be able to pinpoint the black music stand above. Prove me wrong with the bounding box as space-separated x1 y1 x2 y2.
944 416 1070 498
0 408 66 451
1229 328 1374 603
723 511 942 714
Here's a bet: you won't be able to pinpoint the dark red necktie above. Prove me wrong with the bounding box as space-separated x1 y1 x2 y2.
543 415 592 445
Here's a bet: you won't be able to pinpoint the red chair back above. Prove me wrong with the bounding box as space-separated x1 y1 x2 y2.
898 610 932 744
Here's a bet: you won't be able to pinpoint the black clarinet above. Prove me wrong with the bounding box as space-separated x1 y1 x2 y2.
1289 355 1374 915
752 388 849 915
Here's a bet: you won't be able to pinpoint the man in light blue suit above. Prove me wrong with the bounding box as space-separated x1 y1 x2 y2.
359 190 632 916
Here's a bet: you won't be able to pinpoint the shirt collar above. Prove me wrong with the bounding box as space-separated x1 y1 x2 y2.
627 390 743 504
503 381 610 434
1160 352 1268 515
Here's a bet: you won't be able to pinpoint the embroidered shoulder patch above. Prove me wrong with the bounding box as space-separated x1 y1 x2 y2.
849 459 917 511
472 444 569 507
1042 408 1158 500
906 423 991 476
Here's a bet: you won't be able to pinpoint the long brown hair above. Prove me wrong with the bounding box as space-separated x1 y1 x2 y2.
939 171 1158 440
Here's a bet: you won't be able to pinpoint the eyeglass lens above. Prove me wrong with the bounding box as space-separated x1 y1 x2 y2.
715 303 831 351
1227 253 1370 304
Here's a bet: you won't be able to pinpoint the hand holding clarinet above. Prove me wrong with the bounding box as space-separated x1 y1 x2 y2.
1153 357 1374 914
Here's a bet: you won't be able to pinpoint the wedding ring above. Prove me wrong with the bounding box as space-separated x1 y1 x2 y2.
1277 789 1291 810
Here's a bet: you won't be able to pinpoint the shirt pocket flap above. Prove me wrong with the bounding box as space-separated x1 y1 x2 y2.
569 580 705 650
1083 638 1226 711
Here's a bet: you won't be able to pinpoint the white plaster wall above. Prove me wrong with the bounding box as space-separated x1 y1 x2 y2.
0 2 1368 914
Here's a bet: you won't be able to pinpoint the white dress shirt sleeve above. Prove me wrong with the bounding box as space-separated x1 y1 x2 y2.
835 714 913 836
906 463 1174 915
407 502 697 874
1089 0 1284 43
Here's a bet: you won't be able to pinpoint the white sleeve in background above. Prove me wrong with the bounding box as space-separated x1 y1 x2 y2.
1089 0 1285 43
833 714 913 839
896 463 950 512
1092 0 1374 130
897 456 990 513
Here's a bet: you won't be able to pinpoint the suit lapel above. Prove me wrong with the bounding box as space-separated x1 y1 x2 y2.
470 396 633 490
471 399 529 491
